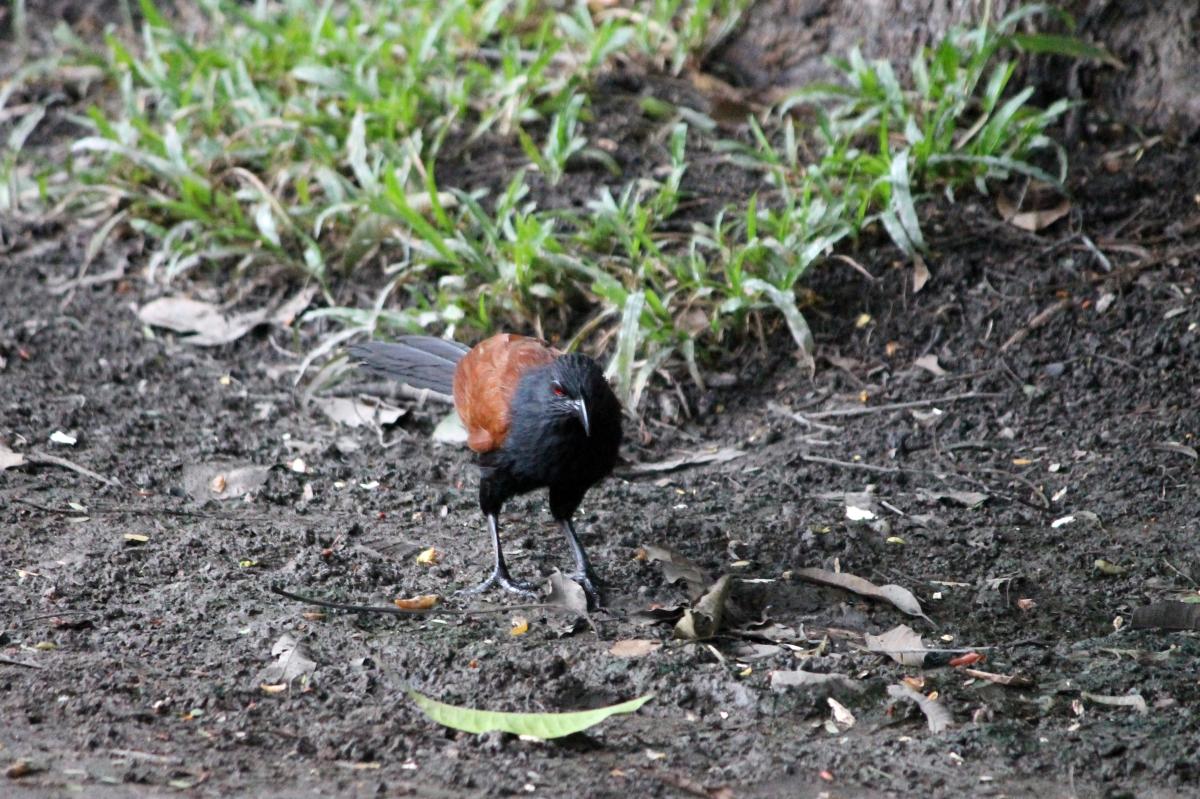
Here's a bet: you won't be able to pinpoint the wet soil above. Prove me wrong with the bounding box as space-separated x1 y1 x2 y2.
4 8 1200 799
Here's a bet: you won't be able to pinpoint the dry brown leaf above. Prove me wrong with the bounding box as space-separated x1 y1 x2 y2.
626 447 745 474
912 254 930 293
0 443 26 471
996 194 1071 232
887 683 953 733
644 544 710 599
1080 691 1148 714
674 575 731 640
793 568 931 622
865 624 928 667
912 354 947 376
769 670 864 695
138 296 271 346
828 697 856 728
609 639 662 658
1131 601 1200 631
546 571 590 616
183 462 270 502
394 594 439 611
314 397 405 429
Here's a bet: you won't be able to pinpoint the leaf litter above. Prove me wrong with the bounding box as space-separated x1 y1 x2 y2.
793 567 932 623
259 634 317 689
408 690 652 739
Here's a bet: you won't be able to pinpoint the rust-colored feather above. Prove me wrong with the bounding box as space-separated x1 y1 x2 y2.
453 334 558 452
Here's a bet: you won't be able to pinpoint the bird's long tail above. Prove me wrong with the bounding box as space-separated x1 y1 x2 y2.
347 337 470 397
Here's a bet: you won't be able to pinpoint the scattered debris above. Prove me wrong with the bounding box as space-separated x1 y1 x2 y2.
0 443 25 471
1153 441 1198 460
1092 559 1127 576
609 639 662 658
961 668 1035 688
887 683 953 733
918 488 989 509
546 572 590 617
674 575 731 641
625 447 745 475
259 634 317 689
407 690 651 739
644 544 710 599
138 295 271 346
1080 692 1148 715
1131 601 1200 631
183 462 270 502
394 595 440 611
432 411 469 445
769 670 864 695
6 760 45 779
827 697 856 730
313 396 405 428
794 568 931 622
865 625 929 667
912 354 947 376
996 194 1071 232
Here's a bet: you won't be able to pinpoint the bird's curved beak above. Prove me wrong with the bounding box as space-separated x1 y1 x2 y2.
573 398 590 437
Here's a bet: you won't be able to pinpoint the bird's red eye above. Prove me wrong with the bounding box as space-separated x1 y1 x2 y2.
552 384 566 397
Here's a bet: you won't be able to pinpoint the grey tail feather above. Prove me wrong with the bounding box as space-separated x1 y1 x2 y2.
347 336 470 397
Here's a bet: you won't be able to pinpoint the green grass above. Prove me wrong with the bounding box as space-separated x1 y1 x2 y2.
5 0 1102 407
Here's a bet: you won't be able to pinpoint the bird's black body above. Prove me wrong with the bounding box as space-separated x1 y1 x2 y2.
348 337 622 607
481 355 622 518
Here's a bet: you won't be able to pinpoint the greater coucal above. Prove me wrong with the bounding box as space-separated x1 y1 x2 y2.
347 334 622 608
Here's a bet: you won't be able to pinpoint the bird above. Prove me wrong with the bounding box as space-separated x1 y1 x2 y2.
347 334 622 609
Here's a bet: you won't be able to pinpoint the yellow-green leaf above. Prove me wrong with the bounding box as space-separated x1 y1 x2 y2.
407 691 651 739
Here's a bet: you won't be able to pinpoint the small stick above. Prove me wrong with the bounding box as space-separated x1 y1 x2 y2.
23 450 121 487
796 454 901 475
269 585 574 617
0 656 44 669
804 392 1003 419
767 401 844 433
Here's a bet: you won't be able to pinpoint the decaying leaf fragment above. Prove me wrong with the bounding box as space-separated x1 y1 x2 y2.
183 462 271 502
644 544 711 599
674 575 731 640
794 568 931 623
865 624 929 667
259 634 317 690
609 639 662 658
1131 600 1200 631
887 683 953 733
394 595 439 611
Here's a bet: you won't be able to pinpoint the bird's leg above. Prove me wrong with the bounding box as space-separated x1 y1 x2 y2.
457 513 539 598
559 518 603 610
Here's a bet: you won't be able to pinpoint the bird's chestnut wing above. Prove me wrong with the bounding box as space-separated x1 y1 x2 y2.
452 334 557 453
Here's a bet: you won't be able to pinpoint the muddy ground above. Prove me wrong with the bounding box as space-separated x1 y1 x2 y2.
4 6 1200 799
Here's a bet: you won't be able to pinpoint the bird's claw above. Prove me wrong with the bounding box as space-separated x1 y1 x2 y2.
569 570 604 611
457 569 540 599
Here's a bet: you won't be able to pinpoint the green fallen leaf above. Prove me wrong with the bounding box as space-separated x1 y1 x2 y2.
408 690 652 739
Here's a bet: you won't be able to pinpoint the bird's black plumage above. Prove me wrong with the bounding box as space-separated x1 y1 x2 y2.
347 337 468 395
481 354 622 517
349 336 622 608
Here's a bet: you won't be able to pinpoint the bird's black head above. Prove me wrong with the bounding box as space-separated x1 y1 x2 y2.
540 353 617 438
505 352 623 492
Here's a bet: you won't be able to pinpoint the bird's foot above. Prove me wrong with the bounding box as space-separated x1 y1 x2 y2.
456 569 540 600
569 570 604 612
